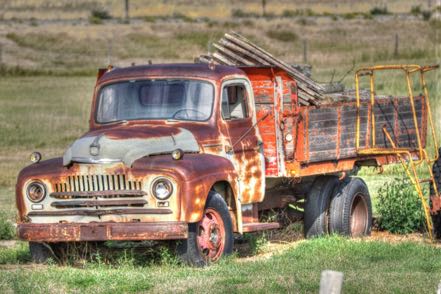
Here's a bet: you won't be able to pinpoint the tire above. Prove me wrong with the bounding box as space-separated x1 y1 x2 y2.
29 242 56 263
177 191 234 266
430 148 441 239
330 177 372 237
304 176 340 238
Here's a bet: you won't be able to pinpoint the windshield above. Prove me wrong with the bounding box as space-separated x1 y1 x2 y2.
96 79 214 123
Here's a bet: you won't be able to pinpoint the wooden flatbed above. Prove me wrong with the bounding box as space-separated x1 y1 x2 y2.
242 66 426 179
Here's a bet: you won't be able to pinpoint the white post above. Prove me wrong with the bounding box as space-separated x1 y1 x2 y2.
319 270 344 294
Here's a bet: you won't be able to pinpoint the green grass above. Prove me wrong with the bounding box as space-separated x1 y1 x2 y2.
0 76 94 189
1 237 441 293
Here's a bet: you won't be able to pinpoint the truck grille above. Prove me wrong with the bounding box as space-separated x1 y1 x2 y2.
54 174 143 194
49 174 147 210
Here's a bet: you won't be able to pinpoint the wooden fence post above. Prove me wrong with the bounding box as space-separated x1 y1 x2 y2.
261 0 267 17
319 270 344 294
124 0 130 23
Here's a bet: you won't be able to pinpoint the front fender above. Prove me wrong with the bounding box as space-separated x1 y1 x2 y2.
133 154 239 223
179 156 239 223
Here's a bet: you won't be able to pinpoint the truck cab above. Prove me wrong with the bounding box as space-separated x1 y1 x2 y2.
16 63 269 265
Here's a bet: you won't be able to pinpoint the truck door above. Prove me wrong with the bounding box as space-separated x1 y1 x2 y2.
220 79 265 204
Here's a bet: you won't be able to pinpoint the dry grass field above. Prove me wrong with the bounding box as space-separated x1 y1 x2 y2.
0 0 439 78
0 1 441 292
0 0 433 20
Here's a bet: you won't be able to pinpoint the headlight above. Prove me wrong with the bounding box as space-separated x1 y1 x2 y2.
26 181 47 203
151 178 173 200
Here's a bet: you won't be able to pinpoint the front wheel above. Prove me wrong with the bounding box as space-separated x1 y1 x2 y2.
29 242 58 263
177 191 234 266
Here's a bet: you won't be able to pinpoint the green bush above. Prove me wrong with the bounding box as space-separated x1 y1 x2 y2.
0 212 15 240
410 5 422 15
376 178 426 234
90 8 111 20
370 6 389 16
89 8 111 24
422 10 432 21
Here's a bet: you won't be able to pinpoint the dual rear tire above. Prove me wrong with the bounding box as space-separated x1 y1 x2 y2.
304 176 372 238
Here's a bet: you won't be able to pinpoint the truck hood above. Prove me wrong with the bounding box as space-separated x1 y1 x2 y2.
63 125 200 167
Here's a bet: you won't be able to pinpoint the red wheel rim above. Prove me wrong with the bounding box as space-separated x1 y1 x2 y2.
350 193 368 237
197 208 226 262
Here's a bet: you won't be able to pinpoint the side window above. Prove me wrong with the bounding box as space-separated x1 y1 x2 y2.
221 84 248 120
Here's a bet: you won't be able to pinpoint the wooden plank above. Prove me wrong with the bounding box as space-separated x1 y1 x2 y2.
226 32 325 93
211 53 235 66
218 38 270 65
213 43 255 66
204 31 327 105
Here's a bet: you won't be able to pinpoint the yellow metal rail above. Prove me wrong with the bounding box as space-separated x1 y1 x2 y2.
355 64 439 241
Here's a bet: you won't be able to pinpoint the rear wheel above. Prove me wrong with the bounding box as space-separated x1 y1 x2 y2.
330 177 372 237
177 191 233 266
304 176 340 238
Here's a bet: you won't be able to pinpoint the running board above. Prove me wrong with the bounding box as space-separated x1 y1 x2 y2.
242 222 280 233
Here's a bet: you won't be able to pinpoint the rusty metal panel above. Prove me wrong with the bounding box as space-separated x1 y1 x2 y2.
243 67 298 177
248 75 279 176
18 222 188 242
274 76 286 176
28 208 172 217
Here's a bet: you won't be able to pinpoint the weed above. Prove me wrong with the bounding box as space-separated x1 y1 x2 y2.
376 177 426 234
157 246 179 266
0 242 31 264
244 233 268 255
0 212 15 240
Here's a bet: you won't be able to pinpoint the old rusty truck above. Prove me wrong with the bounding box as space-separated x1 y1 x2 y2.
16 63 440 266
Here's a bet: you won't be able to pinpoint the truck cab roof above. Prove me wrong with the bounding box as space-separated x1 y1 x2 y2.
98 63 246 84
